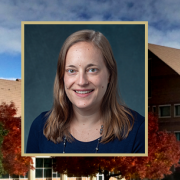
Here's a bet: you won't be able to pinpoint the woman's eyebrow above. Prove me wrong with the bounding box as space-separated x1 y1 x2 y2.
66 64 98 68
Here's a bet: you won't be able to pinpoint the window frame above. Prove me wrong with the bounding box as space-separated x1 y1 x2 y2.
158 104 171 118
174 131 180 141
97 173 104 180
35 157 53 178
0 173 28 179
174 104 180 117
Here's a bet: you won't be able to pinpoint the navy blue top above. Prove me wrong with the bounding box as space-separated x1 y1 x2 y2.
26 110 145 153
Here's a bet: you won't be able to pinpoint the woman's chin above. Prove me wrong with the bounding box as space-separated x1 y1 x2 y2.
73 103 92 110
77 104 90 109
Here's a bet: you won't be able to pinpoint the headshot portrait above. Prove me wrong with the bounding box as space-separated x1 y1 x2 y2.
22 22 147 156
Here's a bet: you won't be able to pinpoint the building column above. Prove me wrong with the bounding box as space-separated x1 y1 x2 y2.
28 157 35 180
61 174 67 180
90 176 96 180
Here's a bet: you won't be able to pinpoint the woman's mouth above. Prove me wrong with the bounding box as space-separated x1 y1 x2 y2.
74 90 94 94
73 89 94 97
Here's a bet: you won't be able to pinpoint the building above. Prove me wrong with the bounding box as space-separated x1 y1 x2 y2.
148 44 180 180
148 43 180 137
0 156 117 180
0 79 21 117
28 157 112 180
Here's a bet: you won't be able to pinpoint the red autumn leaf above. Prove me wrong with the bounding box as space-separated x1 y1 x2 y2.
53 113 180 180
0 102 34 176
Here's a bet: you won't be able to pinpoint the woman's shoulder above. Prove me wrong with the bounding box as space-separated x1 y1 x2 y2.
125 108 145 153
30 111 50 130
124 107 145 137
124 107 145 125
27 111 50 153
131 110 145 137
130 109 145 123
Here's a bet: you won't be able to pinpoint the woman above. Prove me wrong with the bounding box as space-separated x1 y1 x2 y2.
26 30 145 153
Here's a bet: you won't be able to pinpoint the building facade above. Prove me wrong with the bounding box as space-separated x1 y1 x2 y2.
148 44 180 180
0 79 21 117
148 44 180 137
0 156 118 180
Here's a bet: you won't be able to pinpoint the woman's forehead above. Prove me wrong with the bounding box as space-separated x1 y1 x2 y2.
68 41 98 53
65 42 104 66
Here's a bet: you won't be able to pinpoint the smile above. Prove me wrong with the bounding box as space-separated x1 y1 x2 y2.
73 90 94 97
75 90 93 94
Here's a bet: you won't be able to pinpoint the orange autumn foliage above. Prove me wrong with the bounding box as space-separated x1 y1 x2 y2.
0 102 34 176
1 101 179 179
135 113 180 179
53 113 180 180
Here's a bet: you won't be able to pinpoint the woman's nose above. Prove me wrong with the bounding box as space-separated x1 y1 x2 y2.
77 72 89 86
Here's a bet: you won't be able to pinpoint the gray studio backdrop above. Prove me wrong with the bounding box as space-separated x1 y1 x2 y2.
24 24 145 152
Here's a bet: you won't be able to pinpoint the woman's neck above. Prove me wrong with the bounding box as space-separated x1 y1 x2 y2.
72 105 102 126
69 106 103 142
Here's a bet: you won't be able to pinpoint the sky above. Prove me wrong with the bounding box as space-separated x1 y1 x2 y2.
0 0 180 80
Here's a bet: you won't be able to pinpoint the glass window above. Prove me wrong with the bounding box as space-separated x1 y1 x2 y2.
11 174 19 178
97 173 104 180
159 106 171 117
0 174 9 179
36 158 43 168
20 172 28 178
0 173 28 179
10 174 19 179
44 158 52 167
0 173 29 179
36 169 43 178
175 105 180 116
44 169 52 177
25 172 28 178
53 171 60 178
53 172 61 178
175 132 180 141
35 158 54 178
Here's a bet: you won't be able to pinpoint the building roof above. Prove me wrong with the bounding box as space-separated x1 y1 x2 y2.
0 79 21 117
148 43 180 75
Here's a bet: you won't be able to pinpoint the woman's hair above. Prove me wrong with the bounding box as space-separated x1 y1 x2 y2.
44 29 134 143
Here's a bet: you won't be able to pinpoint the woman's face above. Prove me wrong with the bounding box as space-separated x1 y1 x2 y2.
64 41 110 111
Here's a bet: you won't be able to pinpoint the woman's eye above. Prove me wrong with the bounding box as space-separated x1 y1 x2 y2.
89 68 97 72
68 69 75 73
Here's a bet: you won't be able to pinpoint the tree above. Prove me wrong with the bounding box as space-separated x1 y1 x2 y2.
0 122 8 176
53 113 180 180
0 102 34 176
